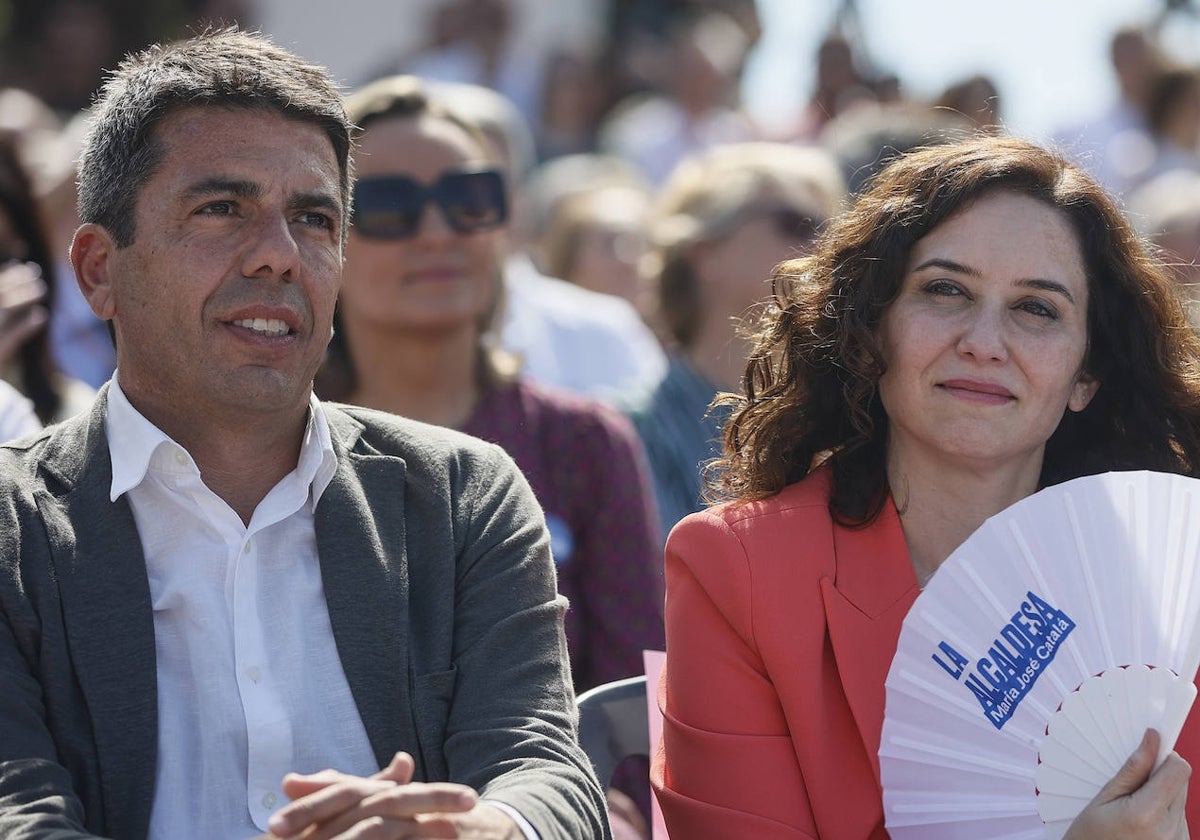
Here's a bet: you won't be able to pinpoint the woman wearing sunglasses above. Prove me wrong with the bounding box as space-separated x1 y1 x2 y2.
317 75 665 705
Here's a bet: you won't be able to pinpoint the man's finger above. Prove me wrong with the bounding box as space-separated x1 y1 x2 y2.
279 768 356 801
278 752 417 804
274 783 477 840
269 778 395 837
361 782 478 818
270 780 476 839
371 752 415 784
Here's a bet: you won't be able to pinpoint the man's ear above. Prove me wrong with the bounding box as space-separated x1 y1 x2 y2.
70 223 118 321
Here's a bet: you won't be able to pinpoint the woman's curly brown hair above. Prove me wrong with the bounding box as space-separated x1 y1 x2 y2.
708 135 1200 526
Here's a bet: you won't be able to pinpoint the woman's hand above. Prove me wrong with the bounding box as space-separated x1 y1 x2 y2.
0 262 47 369
1065 729 1190 839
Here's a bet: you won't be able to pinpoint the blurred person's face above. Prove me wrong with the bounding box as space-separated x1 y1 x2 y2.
876 190 1097 480
564 189 649 306
693 195 822 321
342 114 504 337
570 223 647 304
72 107 344 428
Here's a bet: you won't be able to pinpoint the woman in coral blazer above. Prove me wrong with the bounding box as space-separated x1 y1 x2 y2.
659 468 912 838
652 136 1200 839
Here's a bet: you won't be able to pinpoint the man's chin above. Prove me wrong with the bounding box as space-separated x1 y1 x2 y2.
219 369 314 414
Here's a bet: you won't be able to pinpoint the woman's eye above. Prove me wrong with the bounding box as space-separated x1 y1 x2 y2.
923 279 962 297
1018 299 1059 319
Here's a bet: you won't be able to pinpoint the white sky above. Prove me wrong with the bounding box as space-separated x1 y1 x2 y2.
745 0 1200 141
258 0 1200 144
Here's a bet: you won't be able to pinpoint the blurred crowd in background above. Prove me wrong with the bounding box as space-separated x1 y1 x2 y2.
4 0 1200 561
5 0 1200 542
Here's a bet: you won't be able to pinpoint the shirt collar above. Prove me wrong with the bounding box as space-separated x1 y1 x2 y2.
106 374 338 511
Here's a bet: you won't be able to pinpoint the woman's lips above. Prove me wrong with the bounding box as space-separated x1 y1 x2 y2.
939 379 1016 405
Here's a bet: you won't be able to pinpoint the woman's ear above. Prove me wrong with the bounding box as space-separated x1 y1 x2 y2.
70 223 118 321
1068 371 1100 413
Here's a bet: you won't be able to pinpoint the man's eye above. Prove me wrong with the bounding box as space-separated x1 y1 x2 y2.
298 212 334 229
198 201 235 216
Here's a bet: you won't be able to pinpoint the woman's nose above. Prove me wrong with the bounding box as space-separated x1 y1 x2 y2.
956 306 1009 362
411 201 454 244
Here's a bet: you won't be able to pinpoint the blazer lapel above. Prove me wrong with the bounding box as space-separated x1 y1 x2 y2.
316 408 417 772
35 392 158 840
822 499 919 786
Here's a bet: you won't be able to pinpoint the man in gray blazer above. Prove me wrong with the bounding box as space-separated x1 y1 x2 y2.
0 29 608 840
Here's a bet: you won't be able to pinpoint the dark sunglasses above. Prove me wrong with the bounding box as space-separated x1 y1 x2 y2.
352 167 508 239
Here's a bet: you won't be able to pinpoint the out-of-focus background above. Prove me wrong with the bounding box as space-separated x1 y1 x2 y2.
250 0 1198 141
746 0 1196 139
5 0 1200 472
4 0 1197 139
3 0 1199 391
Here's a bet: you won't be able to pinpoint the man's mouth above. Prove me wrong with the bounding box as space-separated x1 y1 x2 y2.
231 317 291 337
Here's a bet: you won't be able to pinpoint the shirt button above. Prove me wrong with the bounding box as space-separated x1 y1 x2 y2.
243 541 252 554
247 666 262 683
262 792 277 809
174 450 188 466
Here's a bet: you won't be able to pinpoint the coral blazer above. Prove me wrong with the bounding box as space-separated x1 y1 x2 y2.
652 467 1200 838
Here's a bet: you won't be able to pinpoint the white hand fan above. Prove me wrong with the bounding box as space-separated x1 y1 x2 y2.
879 470 1200 839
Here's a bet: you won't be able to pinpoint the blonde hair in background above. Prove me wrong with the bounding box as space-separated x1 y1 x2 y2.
645 142 846 348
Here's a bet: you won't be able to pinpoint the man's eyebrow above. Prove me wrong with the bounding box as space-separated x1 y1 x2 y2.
180 177 261 202
291 189 342 216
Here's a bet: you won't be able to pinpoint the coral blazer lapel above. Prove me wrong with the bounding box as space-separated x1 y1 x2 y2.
821 500 920 786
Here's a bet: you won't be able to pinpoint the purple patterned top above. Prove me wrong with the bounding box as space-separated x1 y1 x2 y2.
463 378 665 692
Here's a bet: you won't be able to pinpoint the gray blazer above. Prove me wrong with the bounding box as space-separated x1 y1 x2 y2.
0 391 610 839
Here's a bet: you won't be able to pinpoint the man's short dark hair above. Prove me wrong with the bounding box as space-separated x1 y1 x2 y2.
77 28 353 247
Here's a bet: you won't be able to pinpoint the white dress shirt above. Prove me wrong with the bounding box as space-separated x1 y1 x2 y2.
105 379 540 840
107 379 378 839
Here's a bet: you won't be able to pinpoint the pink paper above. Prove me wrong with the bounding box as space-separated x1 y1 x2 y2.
643 649 668 840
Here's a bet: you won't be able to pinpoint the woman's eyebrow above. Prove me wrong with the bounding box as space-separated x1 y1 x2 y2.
911 257 979 276
1019 277 1076 303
